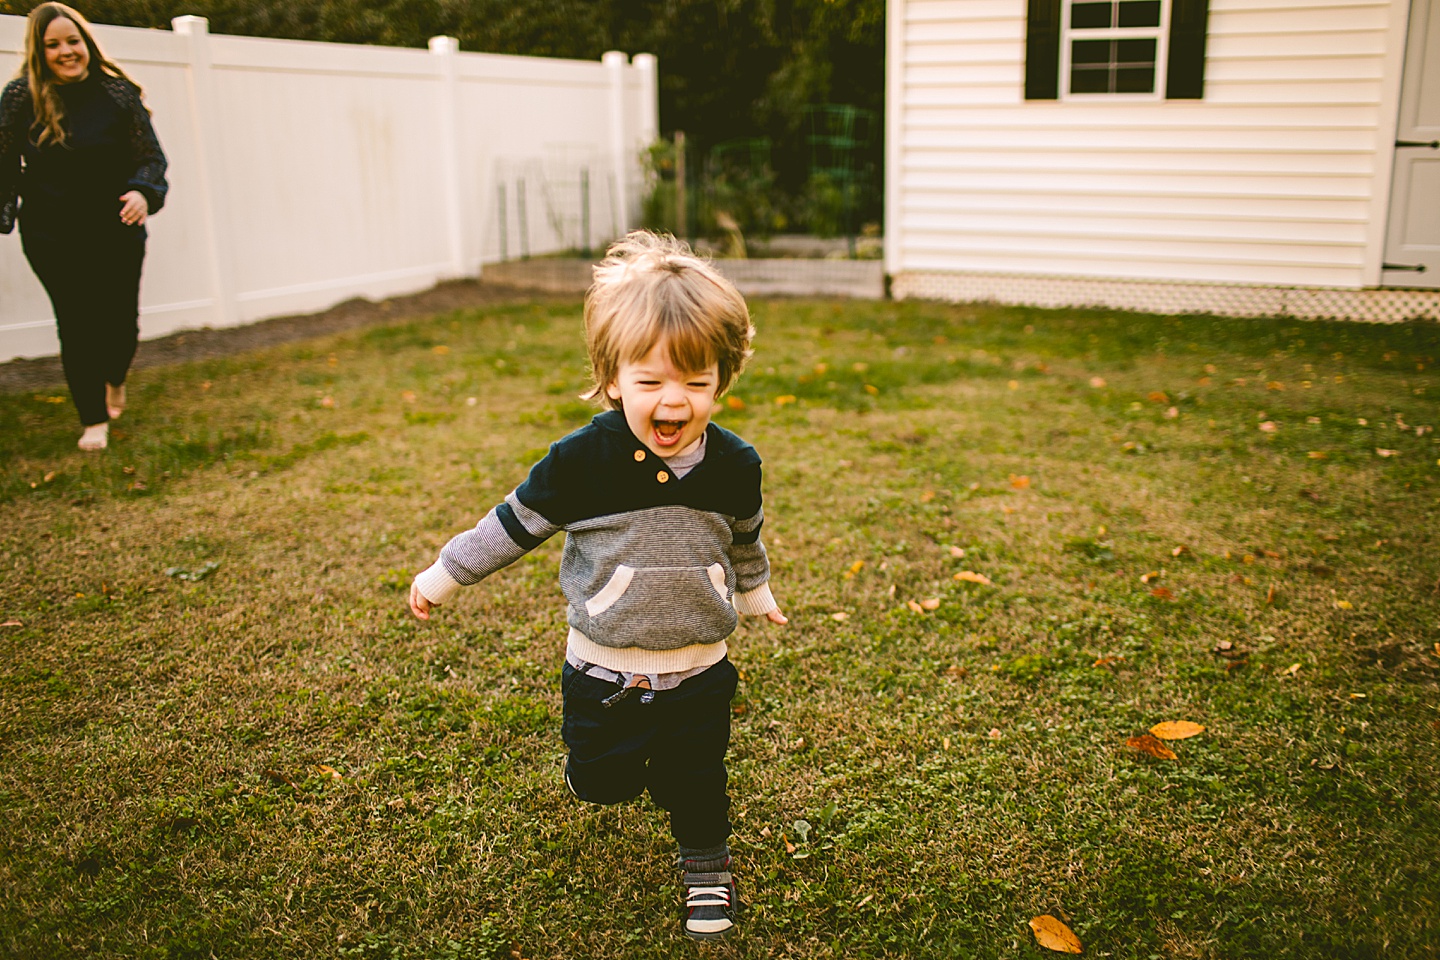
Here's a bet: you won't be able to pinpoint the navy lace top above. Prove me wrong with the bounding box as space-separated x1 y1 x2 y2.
0 71 167 238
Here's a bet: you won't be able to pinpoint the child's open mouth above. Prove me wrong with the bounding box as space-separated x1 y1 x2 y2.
653 419 686 446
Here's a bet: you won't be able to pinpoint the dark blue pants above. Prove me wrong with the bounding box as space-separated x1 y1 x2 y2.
23 228 146 427
561 657 738 850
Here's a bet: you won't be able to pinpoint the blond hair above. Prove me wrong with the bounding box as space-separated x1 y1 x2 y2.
21 3 142 148
582 231 755 411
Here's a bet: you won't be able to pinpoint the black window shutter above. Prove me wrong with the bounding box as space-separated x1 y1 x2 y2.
1026 0 1063 100
1166 0 1210 99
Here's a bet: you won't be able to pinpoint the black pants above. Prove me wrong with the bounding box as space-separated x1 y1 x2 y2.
561 657 738 850
23 229 146 427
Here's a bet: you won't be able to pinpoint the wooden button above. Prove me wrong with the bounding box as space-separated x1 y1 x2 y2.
656 470 669 483
633 449 646 461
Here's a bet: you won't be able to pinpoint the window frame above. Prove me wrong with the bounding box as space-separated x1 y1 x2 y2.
1058 0 1172 101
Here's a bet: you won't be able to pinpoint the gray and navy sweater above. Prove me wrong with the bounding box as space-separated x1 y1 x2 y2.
415 410 777 674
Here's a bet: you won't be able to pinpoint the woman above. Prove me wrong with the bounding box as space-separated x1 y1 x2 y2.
1 3 167 450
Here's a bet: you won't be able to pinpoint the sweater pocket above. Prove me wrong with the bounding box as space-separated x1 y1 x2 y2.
583 562 737 648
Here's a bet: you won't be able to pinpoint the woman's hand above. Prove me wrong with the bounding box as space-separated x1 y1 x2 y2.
118 190 148 227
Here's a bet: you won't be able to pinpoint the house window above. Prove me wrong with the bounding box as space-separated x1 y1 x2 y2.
1063 0 1167 97
1026 0 1209 101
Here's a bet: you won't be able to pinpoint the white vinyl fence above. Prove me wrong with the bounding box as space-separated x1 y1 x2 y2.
0 16 657 362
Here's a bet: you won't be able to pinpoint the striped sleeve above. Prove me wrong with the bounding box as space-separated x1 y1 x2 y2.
728 503 774 613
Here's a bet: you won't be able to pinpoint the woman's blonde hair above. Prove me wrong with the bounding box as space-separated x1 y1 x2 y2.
22 3 141 147
582 231 755 411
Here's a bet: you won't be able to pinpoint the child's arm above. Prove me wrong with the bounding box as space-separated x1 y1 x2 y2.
728 475 786 625
410 481 564 620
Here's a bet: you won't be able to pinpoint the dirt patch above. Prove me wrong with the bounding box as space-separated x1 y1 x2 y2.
0 279 569 394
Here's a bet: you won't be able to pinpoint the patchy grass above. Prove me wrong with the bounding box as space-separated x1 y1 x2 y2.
1 297 1438 959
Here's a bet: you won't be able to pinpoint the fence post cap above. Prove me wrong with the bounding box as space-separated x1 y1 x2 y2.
171 15 210 34
428 36 459 54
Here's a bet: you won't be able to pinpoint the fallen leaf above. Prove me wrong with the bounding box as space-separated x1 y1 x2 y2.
863 384 879 395
988 728 1002 740
431 344 450 355
1150 720 1205 740
1093 656 1124 668
1 620 22 628
852 362 869 373
856 893 874 907
1029 914 1083 954
954 571 993 585
1089 376 1107 389
316 765 343 779
1164 406 1179 419
949 546 966 558
1172 545 1187 557
401 390 417 403
784 836 796 855
1147 391 1169 403
1375 448 1397 457
920 597 941 611
844 560 864 579
319 396 334 408
1335 600 1353 610
906 600 924 614
1009 474 1031 489
1205 364 1218 374
1216 640 1233 651
1307 451 1327 459
1140 571 1161 584
1266 381 1285 391
1266 584 1277 605
1259 421 1278 433
1127 734 1177 760
920 489 935 502
724 395 746 411
1007 379 1019 390
1281 662 1302 676
1150 587 1175 601
774 394 797 406
830 611 849 622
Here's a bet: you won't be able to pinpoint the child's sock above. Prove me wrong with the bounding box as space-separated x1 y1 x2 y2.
677 843 737 940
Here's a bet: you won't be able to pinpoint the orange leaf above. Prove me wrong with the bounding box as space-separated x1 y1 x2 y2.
1140 571 1161 584
920 597 941 611
1093 656 1123 668
725 395 745 410
316 764 343 779
774 394 797 406
1150 721 1205 740
1127 734 1177 760
1029 915 1083 953
1089 376 1107 389
844 560 864 579
906 600 924 614
1266 584 1276 605
1150 587 1175 601
920 489 936 502
1009 474 1031 489
1147 391 1169 403
954 571 993 585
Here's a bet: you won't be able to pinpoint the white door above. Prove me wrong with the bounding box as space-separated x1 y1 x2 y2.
1383 0 1440 288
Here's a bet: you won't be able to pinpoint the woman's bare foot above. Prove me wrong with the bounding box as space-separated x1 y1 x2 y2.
106 383 126 420
78 423 109 451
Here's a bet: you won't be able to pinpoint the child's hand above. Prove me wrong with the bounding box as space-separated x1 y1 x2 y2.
409 582 434 620
765 608 788 625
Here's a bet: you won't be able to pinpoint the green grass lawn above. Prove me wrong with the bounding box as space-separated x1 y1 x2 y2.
1 296 1438 959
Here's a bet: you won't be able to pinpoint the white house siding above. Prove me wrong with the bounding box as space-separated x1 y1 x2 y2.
887 0 1440 319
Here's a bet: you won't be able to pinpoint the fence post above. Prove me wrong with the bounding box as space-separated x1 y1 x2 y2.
602 51 630 236
632 53 658 149
171 16 237 329
429 36 466 279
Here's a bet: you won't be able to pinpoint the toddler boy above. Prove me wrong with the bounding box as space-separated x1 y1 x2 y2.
409 231 785 940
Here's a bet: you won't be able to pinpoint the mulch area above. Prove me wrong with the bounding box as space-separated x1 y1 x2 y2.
0 280 566 394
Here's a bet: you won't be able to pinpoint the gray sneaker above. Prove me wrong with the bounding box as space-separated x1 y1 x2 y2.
678 855 738 940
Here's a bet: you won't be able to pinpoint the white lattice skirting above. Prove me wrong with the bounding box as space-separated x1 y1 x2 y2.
894 272 1440 324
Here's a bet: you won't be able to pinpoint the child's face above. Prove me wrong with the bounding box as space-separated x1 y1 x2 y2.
606 340 720 460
